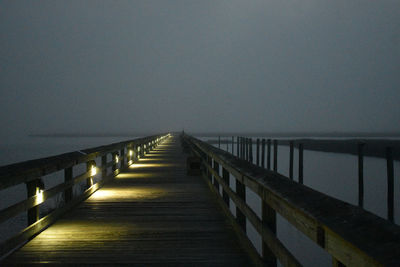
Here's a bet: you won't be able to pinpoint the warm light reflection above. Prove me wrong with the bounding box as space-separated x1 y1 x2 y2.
88 188 166 201
129 150 133 156
129 163 179 168
116 173 154 179
137 158 163 162
115 155 119 163
33 222 134 244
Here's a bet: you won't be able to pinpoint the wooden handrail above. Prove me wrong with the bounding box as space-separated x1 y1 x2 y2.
0 134 169 257
183 134 400 266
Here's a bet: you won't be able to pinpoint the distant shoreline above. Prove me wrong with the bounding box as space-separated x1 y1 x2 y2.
30 131 400 138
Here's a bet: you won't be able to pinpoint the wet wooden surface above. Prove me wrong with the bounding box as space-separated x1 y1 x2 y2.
3 136 251 265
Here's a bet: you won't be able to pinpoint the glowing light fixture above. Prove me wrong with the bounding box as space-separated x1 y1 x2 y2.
129 150 133 156
36 187 44 204
91 166 97 176
115 155 119 163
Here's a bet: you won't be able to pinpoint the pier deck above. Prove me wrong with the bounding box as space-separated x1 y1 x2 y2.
4 136 251 265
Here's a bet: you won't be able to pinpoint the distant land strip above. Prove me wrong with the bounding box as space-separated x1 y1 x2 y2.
30 131 400 138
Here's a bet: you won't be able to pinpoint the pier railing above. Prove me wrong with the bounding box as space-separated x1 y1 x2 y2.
0 134 169 257
212 136 400 222
183 134 400 266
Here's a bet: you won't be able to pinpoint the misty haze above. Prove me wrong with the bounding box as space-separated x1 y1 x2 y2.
0 1 399 266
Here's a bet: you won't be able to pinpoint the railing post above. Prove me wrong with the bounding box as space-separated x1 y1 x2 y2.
101 155 107 179
386 147 394 222
222 168 230 207
207 155 212 182
120 148 125 169
289 141 294 180
261 139 265 168
26 179 40 225
236 179 246 232
256 139 260 166
64 167 73 203
299 143 304 184
273 140 278 172
267 139 271 170
249 138 253 163
86 161 94 188
262 195 277 266
213 159 220 192
358 143 364 208
112 152 118 173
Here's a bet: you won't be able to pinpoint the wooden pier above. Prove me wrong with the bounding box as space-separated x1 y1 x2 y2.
2 136 251 265
1 133 400 266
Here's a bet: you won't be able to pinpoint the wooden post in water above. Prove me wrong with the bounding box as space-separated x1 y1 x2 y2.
273 140 278 172
386 147 394 222
244 138 249 160
240 137 242 159
299 143 304 184
232 136 234 155
358 143 364 208
236 179 246 233
237 136 239 157
256 139 260 166
222 168 230 207
267 139 271 170
249 138 253 163
26 179 40 226
64 167 73 203
289 141 294 180
262 196 277 266
261 139 265 168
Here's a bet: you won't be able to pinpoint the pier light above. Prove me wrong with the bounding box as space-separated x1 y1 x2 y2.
115 155 119 163
36 187 44 205
91 166 97 176
129 150 133 156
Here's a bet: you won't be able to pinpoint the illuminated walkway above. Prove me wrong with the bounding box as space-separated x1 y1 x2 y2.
4 136 251 265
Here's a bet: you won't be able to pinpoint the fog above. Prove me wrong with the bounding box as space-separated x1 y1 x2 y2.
1 1 399 143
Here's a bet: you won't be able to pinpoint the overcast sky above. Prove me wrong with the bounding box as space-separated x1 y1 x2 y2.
1 1 399 141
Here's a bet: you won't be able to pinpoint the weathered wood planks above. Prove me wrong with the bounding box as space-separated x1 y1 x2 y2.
3 136 252 266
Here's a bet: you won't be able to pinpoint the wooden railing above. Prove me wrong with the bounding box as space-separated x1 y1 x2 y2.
183 134 400 266
211 136 400 222
0 134 169 257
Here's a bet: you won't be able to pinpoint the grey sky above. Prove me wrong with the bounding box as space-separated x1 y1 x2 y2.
1 0 399 141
